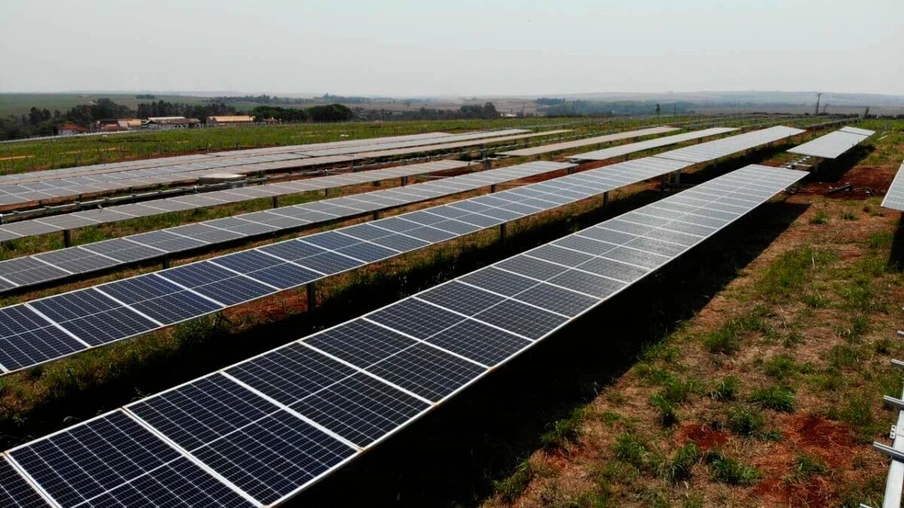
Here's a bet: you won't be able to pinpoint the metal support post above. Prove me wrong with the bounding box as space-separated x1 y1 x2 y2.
660 175 667 192
491 184 497 193
674 170 681 185
401 176 408 186
499 223 507 242
307 282 316 311
162 255 170 269
603 191 609 209
372 211 380 220
63 229 72 248
272 196 279 208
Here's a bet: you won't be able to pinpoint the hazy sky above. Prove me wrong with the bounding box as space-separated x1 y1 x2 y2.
1 0 902 97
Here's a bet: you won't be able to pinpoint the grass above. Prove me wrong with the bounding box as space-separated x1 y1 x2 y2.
494 460 534 503
709 375 740 401
726 405 768 437
660 443 700 483
792 453 828 481
749 385 795 412
809 210 829 224
756 246 836 301
540 408 584 449
707 453 762 485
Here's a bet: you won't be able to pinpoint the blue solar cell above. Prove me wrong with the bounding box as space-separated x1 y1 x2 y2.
474 299 567 340
367 343 485 401
0 306 85 372
335 242 397 263
129 374 355 505
305 320 417 368
368 299 465 340
293 251 364 275
157 262 276 305
226 343 357 406
291 372 430 447
425 319 530 366
100 274 223 325
29 289 158 346
258 239 328 262
417 281 505 317
0 457 51 507
8 411 184 508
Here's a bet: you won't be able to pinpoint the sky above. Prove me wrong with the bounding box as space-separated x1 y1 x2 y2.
1 0 902 97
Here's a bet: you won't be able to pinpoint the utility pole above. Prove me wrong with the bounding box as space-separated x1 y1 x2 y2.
815 92 822 116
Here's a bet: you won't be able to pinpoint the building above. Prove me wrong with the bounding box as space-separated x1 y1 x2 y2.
145 117 200 130
117 118 143 130
57 123 87 136
207 115 256 126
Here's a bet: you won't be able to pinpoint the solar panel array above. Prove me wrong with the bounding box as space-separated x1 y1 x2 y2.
0 125 806 375
0 162 572 294
0 131 486 187
881 161 904 212
787 126 875 159
0 130 542 207
653 125 804 163
497 126 679 157
0 164 807 508
567 127 739 161
0 125 804 297
0 159 472 243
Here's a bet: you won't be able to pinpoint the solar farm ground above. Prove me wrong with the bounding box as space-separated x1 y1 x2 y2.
0 118 900 506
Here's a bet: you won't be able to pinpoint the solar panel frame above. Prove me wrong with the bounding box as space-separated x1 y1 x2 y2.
787 127 875 159
882 162 904 212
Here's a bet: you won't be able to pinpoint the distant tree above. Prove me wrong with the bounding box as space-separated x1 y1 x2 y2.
28 107 43 126
307 104 354 122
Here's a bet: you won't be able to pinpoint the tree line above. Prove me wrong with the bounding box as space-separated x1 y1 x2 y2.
0 99 359 141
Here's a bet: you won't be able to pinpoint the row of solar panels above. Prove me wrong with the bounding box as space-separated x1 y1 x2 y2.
0 159 472 243
496 125 679 157
0 161 573 294
787 125 875 159
0 129 550 207
0 164 807 508
0 125 808 376
0 131 481 186
567 127 739 161
0 125 802 296
0 125 735 245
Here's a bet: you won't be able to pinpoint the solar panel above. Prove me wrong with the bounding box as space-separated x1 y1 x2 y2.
566 127 739 161
127 374 356 505
787 127 875 159
882 161 904 212
498 126 679 157
0 457 50 507
6 411 255 508
0 164 808 507
653 126 804 164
